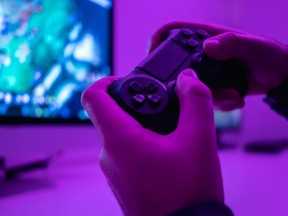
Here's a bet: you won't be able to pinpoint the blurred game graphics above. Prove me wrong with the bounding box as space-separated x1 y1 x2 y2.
0 0 112 121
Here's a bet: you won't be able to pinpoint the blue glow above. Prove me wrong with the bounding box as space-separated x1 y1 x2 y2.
0 0 112 120
73 33 100 65
89 0 112 9
4 93 12 104
56 83 77 108
0 92 4 100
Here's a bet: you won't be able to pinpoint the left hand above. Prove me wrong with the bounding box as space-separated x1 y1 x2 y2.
148 21 288 111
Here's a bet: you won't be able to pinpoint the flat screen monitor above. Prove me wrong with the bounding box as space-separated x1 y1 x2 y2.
0 0 113 123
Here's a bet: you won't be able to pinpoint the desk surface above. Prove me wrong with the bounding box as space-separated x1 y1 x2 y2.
1 147 288 216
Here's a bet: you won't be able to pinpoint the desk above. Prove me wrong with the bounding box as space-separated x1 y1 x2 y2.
221 149 288 216
1 147 288 216
0 147 121 216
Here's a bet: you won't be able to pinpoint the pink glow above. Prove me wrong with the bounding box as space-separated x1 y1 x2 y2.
1 0 288 215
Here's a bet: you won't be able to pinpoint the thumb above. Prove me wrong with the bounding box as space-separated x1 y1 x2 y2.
175 69 215 140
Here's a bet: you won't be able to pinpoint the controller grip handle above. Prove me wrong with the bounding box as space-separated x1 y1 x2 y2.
196 54 249 97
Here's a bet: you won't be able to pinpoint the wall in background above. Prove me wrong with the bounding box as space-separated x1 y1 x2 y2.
233 0 288 43
1 0 288 156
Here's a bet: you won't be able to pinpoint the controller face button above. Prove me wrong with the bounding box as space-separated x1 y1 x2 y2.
147 94 162 106
145 82 158 94
197 56 202 64
196 29 209 38
186 39 199 49
132 94 146 107
129 81 144 94
181 28 193 38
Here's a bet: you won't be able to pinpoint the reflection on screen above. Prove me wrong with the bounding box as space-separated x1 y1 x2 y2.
0 0 112 121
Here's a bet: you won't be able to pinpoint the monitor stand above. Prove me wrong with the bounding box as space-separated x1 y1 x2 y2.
0 154 55 180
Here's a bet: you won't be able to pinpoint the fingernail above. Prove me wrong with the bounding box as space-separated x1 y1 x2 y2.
204 39 220 50
181 69 198 79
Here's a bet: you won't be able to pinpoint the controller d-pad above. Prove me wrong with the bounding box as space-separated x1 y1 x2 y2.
120 77 168 114
147 94 162 106
129 81 144 94
145 82 158 94
132 94 146 107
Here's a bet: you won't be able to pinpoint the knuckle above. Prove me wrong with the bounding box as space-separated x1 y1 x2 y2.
99 153 110 175
161 21 180 31
225 32 240 40
81 76 116 107
223 32 243 46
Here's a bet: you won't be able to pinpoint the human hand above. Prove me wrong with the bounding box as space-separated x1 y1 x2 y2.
148 21 288 111
81 69 224 216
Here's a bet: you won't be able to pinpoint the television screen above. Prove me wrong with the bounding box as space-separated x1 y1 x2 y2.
0 0 113 123
214 109 242 130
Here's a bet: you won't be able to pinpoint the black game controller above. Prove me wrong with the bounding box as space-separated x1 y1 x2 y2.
108 28 248 134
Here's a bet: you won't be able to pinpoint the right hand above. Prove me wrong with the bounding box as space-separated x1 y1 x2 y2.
81 69 224 216
148 22 288 111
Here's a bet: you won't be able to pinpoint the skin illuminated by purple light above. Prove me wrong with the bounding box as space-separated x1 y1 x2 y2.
148 22 288 111
81 69 224 216
81 22 288 216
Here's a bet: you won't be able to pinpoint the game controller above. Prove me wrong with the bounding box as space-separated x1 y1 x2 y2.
108 28 248 134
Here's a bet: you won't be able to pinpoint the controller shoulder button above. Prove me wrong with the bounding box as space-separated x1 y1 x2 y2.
132 94 146 107
128 81 144 94
145 82 158 94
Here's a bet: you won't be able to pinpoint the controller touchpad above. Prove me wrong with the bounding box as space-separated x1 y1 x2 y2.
137 42 190 81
